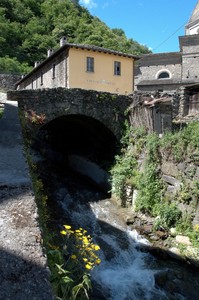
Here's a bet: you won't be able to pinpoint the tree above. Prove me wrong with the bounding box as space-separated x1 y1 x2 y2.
0 0 151 73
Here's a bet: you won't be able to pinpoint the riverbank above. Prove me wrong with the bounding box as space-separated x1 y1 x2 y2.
0 93 54 299
110 196 199 268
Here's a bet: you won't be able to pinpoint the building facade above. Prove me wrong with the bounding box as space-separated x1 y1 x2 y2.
16 38 138 95
135 1 199 94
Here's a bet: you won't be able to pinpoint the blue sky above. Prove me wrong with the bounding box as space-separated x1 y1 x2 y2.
79 0 198 53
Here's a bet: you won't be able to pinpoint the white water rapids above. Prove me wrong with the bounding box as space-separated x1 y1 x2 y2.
59 193 172 300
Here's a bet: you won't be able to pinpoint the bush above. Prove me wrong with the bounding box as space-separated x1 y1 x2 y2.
135 162 163 213
154 202 182 229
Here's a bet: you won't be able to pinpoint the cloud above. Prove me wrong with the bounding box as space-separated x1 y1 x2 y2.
102 2 109 9
80 0 97 9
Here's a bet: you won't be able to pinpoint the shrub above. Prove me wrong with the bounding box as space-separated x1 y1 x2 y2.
135 162 163 214
154 202 182 230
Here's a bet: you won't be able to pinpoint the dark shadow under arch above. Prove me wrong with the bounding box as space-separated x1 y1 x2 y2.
34 114 119 170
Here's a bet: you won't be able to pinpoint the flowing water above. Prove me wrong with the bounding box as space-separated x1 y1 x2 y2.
43 168 199 300
34 146 199 300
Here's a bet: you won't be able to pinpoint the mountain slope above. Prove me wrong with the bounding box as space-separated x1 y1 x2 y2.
0 0 151 73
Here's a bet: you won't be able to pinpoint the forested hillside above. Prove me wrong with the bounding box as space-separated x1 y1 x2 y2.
0 0 151 73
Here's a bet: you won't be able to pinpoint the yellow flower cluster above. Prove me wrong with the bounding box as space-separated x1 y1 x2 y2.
60 225 101 271
194 224 199 231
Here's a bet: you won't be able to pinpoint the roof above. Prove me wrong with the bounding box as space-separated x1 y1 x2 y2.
65 43 140 59
188 0 199 24
137 79 183 86
16 43 140 87
179 34 199 50
136 52 181 67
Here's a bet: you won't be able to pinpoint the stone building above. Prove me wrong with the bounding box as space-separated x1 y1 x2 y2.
134 1 199 133
135 1 199 94
16 37 139 95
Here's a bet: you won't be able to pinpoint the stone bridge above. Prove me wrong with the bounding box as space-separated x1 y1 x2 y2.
8 88 132 171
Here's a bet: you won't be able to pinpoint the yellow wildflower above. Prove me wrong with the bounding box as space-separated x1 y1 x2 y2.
60 230 67 235
96 258 101 264
85 262 93 270
76 232 83 236
83 237 89 245
71 255 77 259
83 258 88 262
194 224 199 231
93 245 100 251
63 225 71 230
85 264 92 270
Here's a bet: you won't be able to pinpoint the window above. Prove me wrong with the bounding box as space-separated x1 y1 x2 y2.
86 57 94 72
52 64 56 78
114 61 121 76
158 72 170 79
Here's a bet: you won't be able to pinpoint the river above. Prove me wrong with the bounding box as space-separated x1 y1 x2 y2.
36 158 199 300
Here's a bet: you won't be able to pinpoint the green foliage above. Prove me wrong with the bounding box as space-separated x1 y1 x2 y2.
154 202 182 229
111 152 138 200
176 180 199 204
0 0 151 72
176 213 193 233
111 122 199 214
135 132 163 213
135 162 163 213
48 225 101 300
111 121 141 201
0 56 31 73
160 122 199 163
145 133 160 163
176 216 199 247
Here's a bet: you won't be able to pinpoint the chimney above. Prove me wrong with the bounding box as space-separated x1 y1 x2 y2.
34 61 40 68
47 49 54 57
60 36 67 47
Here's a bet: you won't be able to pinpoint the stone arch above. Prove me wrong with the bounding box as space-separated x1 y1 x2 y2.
34 114 118 170
156 69 171 79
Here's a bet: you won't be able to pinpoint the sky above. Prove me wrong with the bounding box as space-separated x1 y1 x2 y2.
79 0 198 53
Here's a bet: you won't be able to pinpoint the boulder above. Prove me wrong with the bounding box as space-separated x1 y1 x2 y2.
162 175 181 188
176 235 191 246
161 161 179 177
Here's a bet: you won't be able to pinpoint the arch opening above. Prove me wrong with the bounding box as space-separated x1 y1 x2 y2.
33 114 119 192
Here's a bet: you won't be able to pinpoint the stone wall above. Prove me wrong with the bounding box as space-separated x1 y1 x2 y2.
0 73 21 91
7 87 132 141
17 51 67 90
160 155 199 226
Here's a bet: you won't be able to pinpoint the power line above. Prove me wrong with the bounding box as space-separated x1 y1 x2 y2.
153 22 187 52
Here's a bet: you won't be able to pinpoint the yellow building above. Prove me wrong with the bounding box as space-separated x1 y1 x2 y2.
16 37 139 95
